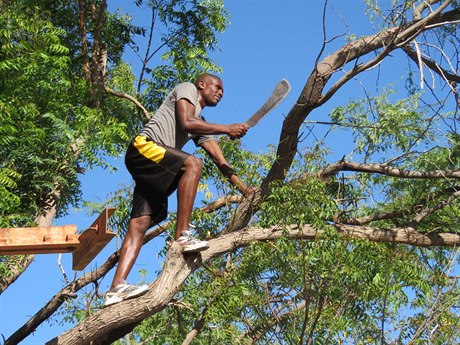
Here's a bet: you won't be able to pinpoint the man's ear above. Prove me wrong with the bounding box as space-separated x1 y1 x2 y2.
196 80 205 90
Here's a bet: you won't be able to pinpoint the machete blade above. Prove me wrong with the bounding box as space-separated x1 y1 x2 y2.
245 79 291 127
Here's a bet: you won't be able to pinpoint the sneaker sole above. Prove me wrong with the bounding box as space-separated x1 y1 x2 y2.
182 243 209 253
104 285 149 307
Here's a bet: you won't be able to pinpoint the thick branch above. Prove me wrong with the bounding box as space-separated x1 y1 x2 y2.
319 160 460 179
45 222 460 344
90 0 106 87
224 187 262 234
262 4 460 194
334 223 460 247
318 29 401 107
6 195 241 344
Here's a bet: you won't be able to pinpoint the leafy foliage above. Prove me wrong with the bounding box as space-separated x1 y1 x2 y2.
138 0 229 110
0 5 79 221
2 1 460 344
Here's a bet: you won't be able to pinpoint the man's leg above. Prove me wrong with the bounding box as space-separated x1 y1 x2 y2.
110 215 152 289
175 155 203 239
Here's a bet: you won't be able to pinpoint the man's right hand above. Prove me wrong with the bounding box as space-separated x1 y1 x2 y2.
227 123 249 139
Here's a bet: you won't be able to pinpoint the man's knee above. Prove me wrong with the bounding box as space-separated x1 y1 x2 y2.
184 156 203 173
128 215 151 234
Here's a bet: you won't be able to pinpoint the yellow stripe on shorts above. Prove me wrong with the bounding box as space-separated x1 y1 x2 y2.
134 135 166 163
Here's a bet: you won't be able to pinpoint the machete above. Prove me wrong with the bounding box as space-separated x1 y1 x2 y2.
244 79 291 127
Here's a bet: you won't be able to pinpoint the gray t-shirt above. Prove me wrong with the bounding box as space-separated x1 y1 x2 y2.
139 82 213 149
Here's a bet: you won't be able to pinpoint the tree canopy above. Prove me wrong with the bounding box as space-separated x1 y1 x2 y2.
1 0 459 344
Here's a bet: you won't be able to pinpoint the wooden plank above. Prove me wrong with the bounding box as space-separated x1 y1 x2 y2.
0 208 117 270
72 208 116 270
0 225 79 255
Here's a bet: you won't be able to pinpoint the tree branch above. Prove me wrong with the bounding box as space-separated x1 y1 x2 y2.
137 4 156 93
181 307 207 345
402 44 460 83
337 210 404 226
413 0 439 21
262 3 459 194
77 0 90 85
237 300 307 343
334 223 460 246
105 87 151 122
5 194 243 344
318 29 400 107
410 188 460 225
318 160 460 179
46 223 460 343
337 185 460 226
0 255 33 295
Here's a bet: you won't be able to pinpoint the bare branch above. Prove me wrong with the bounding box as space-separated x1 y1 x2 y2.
137 4 156 93
395 0 453 47
320 1 455 107
413 0 439 21
340 185 460 227
181 307 207 345
402 44 460 84
263 5 460 194
411 188 460 225
319 160 460 179
105 87 151 122
319 30 400 106
57 254 70 285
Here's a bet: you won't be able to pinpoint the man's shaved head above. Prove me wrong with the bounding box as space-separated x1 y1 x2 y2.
194 73 224 108
194 73 222 87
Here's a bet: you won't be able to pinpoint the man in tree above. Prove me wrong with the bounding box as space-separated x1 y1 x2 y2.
105 73 251 306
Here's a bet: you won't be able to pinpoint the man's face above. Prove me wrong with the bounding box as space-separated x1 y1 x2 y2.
200 77 224 107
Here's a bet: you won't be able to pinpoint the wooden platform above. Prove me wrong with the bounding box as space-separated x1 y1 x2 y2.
0 207 116 270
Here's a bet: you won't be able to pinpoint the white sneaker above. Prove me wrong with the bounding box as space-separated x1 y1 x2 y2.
176 230 209 253
104 282 149 306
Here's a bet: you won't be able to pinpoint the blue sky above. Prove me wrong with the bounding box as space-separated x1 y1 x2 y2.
0 1 391 343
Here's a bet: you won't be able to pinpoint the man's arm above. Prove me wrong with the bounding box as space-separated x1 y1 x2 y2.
176 99 248 139
200 139 252 196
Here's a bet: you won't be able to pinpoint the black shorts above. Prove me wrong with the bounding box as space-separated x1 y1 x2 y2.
125 135 190 226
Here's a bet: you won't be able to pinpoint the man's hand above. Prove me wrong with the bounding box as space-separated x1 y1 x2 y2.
227 123 249 139
200 139 254 197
